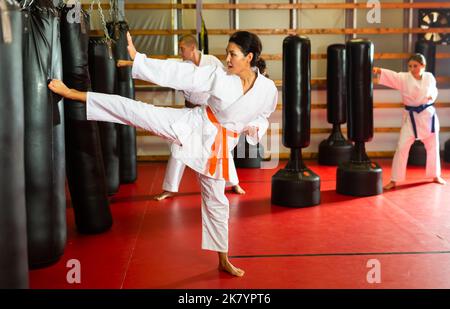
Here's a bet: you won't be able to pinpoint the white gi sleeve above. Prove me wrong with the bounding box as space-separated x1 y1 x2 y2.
245 85 278 145
131 52 219 94
427 73 438 102
378 68 404 91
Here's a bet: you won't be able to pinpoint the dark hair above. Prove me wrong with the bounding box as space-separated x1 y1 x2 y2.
256 58 268 77
408 53 426 66
229 31 266 73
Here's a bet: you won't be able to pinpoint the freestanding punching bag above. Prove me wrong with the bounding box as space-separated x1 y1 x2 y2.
107 21 137 183
89 37 120 195
0 0 28 288
22 0 66 268
407 140 427 166
336 39 382 196
407 40 437 166
318 44 353 165
271 36 321 207
60 5 112 234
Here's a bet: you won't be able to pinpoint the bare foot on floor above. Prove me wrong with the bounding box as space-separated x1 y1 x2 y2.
383 181 396 190
218 261 245 277
231 184 246 195
153 191 175 201
433 176 447 185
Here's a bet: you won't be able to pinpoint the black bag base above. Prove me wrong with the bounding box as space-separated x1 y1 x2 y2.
76 223 113 235
444 139 450 163
120 174 137 184
234 157 262 168
73 198 113 235
271 167 321 207
336 161 383 196
318 138 353 166
408 140 427 166
28 254 63 270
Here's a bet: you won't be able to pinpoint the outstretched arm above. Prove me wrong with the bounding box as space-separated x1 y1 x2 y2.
376 67 403 90
48 79 87 102
127 33 224 94
131 53 221 94
127 32 240 102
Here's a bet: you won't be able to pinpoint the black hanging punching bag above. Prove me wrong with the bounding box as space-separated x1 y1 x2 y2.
408 41 437 166
22 0 66 268
318 44 353 165
88 37 120 195
60 5 112 234
336 39 382 196
107 21 137 183
0 0 28 288
415 40 436 75
51 2 66 261
271 35 320 207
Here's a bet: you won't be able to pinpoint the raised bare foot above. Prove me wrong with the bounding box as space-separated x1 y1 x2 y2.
153 191 175 201
218 261 245 277
383 181 396 190
231 184 246 195
433 176 447 185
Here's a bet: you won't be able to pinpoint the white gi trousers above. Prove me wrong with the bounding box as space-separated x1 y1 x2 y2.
86 92 230 252
391 109 441 182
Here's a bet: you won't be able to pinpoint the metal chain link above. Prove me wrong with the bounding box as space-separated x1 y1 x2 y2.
88 0 94 16
109 0 114 23
96 0 112 41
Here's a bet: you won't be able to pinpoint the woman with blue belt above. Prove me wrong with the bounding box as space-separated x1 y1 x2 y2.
373 53 446 190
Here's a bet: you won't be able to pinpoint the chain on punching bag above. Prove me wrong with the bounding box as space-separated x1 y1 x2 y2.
0 0 28 288
107 20 137 184
22 0 66 269
88 37 120 195
60 4 112 234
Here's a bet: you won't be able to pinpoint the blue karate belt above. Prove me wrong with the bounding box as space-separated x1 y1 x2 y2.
404 103 435 139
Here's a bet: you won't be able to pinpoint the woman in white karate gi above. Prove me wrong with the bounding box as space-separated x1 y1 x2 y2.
48 31 278 277
155 34 246 201
373 53 446 190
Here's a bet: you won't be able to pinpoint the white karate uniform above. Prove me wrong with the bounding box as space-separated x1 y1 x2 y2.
86 52 278 252
379 68 441 182
162 53 241 192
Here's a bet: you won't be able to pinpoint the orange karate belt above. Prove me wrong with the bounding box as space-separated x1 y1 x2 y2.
206 106 239 181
